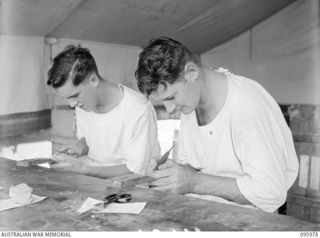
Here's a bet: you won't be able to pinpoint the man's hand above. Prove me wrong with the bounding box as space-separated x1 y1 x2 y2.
56 140 87 157
50 153 87 174
149 160 198 194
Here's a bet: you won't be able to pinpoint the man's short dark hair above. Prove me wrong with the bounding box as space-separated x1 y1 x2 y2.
135 36 200 96
47 45 99 88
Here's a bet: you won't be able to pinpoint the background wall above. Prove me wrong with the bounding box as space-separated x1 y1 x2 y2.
0 35 142 115
201 0 320 105
0 35 50 116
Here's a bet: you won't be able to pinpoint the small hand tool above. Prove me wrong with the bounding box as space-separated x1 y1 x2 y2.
154 143 175 171
79 193 132 218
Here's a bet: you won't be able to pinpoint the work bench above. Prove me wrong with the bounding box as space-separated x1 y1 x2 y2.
0 157 317 231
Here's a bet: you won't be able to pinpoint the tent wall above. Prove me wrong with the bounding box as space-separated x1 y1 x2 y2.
0 35 142 114
0 35 51 138
201 0 320 105
0 35 50 116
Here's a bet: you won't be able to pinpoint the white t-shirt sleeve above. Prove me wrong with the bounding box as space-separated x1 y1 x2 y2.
233 100 298 212
176 116 190 165
75 107 85 139
123 103 161 175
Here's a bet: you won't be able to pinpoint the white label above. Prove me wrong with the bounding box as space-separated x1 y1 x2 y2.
299 155 309 188
309 156 320 190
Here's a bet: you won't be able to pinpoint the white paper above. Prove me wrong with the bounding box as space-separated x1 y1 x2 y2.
96 202 147 214
77 197 101 214
0 194 47 212
16 141 52 159
77 197 146 214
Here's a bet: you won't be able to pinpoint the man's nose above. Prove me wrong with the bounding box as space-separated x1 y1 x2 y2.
68 98 77 108
163 101 176 114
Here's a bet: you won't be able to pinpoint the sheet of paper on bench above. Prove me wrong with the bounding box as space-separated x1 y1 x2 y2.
77 197 146 214
0 194 47 212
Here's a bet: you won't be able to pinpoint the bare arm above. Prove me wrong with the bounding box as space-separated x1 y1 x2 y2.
150 160 251 205
50 155 132 179
57 137 89 156
190 170 250 205
81 163 132 179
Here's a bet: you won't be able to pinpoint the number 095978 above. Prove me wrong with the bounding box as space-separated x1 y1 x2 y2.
300 232 318 237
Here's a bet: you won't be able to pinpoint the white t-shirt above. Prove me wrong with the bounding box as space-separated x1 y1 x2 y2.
178 71 299 212
75 84 161 175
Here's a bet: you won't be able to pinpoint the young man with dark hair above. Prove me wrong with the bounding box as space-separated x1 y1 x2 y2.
135 37 299 212
47 45 160 178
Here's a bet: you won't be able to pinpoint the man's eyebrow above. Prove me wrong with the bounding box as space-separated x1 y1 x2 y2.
162 93 176 101
67 92 80 99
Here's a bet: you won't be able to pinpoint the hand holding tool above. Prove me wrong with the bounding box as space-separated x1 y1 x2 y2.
154 143 175 171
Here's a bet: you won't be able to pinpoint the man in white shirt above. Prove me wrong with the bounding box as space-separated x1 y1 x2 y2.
47 45 160 178
135 37 299 212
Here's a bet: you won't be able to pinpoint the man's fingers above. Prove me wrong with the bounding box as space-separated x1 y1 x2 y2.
150 177 171 187
66 149 77 155
50 161 68 169
56 145 69 153
56 145 80 156
158 159 175 170
52 153 68 161
151 184 173 192
150 168 173 179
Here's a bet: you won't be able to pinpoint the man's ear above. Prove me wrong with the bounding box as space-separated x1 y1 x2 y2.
157 81 168 94
184 62 199 82
89 74 99 88
149 82 167 101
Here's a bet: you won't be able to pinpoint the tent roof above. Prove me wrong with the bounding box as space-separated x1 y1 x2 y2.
0 0 296 53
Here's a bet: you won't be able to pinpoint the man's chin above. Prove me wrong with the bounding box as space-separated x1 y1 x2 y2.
181 108 193 115
79 107 91 112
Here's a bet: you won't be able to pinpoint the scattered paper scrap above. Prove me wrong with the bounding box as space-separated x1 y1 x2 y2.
96 202 147 214
77 197 101 214
77 197 146 215
0 194 47 212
